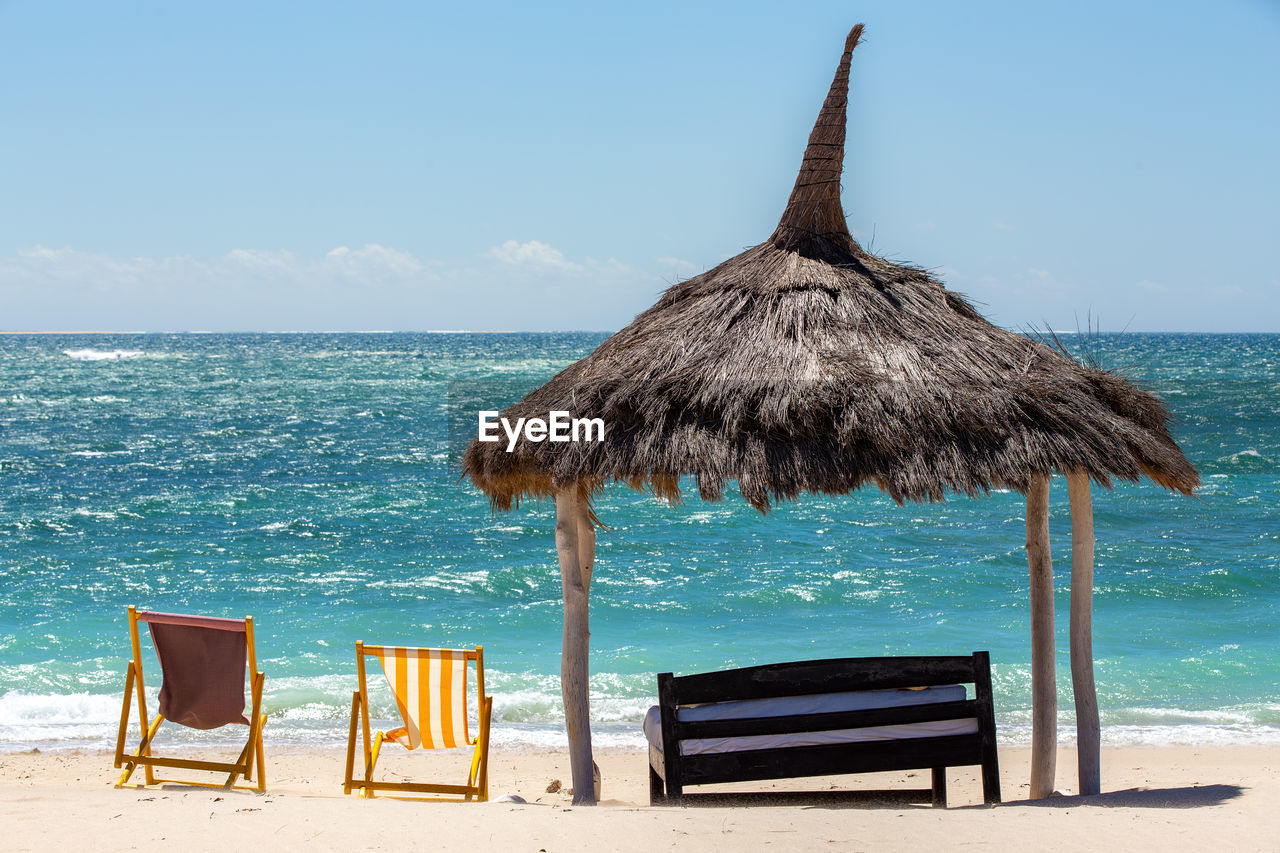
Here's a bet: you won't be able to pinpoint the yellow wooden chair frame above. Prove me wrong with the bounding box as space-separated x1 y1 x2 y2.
114 605 267 792
344 642 492 801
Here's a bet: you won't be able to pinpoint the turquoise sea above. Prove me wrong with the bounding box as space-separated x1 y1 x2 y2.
1 332 1277 752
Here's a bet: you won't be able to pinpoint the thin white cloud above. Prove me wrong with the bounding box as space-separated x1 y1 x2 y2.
1136 279 1167 293
225 248 301 278
486 240 641 283
21 245 69 263
488 239 578 272
219 244 423 282
580 256 632 275
1018 266 1069 303
0 240 660 331
656 256 700 278
1208 284 1245 296
323 243 423 278
15 245 211 291
1 244 441 330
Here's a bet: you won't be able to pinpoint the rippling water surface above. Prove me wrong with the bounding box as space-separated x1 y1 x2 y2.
1 332 1276 750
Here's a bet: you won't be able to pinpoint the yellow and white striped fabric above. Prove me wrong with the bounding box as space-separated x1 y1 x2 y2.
373 647 471 750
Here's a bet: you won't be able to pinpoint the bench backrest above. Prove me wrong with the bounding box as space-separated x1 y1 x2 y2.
659 652 992 706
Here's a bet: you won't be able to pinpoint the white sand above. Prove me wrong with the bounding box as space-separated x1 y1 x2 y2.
2 745 1277 851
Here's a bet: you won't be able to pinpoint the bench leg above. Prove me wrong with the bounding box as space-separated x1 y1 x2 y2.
981 754 1002 804
648 765 665 805
931 767 947 808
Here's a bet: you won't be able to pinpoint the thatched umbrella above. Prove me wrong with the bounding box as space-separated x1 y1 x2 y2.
463 25 1198 804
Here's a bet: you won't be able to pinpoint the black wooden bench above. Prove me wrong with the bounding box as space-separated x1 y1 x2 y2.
646 652 1000 806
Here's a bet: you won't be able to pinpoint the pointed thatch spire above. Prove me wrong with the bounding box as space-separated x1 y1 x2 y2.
769 24 863 256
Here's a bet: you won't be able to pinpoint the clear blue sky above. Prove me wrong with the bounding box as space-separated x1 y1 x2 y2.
2 0 1277 332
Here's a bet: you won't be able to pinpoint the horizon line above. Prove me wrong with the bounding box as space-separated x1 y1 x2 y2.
3 329 1278 336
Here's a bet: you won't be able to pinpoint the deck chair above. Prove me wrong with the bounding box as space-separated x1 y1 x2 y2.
114 605 267 792
344 642 492 800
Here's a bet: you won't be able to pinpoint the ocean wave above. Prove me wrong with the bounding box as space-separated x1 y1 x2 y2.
70 507 127 521
998 722 1280 748
1216 448 1271 469
0 690 121 749
62 348 144 361
5 680 1279 753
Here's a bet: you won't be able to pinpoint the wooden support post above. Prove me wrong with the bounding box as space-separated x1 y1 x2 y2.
578 508 596 598
577 504 601 801
1026 473 1057 799
1068 471 1101 796
556 489 595 805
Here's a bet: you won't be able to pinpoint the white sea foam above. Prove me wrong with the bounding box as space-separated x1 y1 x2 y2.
62 349 143 361
70 507 121 521
3 684 1279 753
998 721 1280 748
1221 448 1269 465
0 690 121 749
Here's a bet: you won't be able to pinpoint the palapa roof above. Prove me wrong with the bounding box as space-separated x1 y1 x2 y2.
462 24 1199 513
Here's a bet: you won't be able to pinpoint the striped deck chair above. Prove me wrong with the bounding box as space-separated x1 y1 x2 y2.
344 642 492 800
114 605 267 791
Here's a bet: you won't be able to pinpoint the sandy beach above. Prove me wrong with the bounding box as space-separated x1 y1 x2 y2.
2 745 1276 851
5 1 1278 849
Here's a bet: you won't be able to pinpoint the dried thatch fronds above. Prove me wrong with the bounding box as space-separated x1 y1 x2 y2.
462 24 1198 513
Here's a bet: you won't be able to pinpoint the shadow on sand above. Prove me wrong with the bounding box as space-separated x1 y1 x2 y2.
665 784 1244 810
996 784 1245 810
